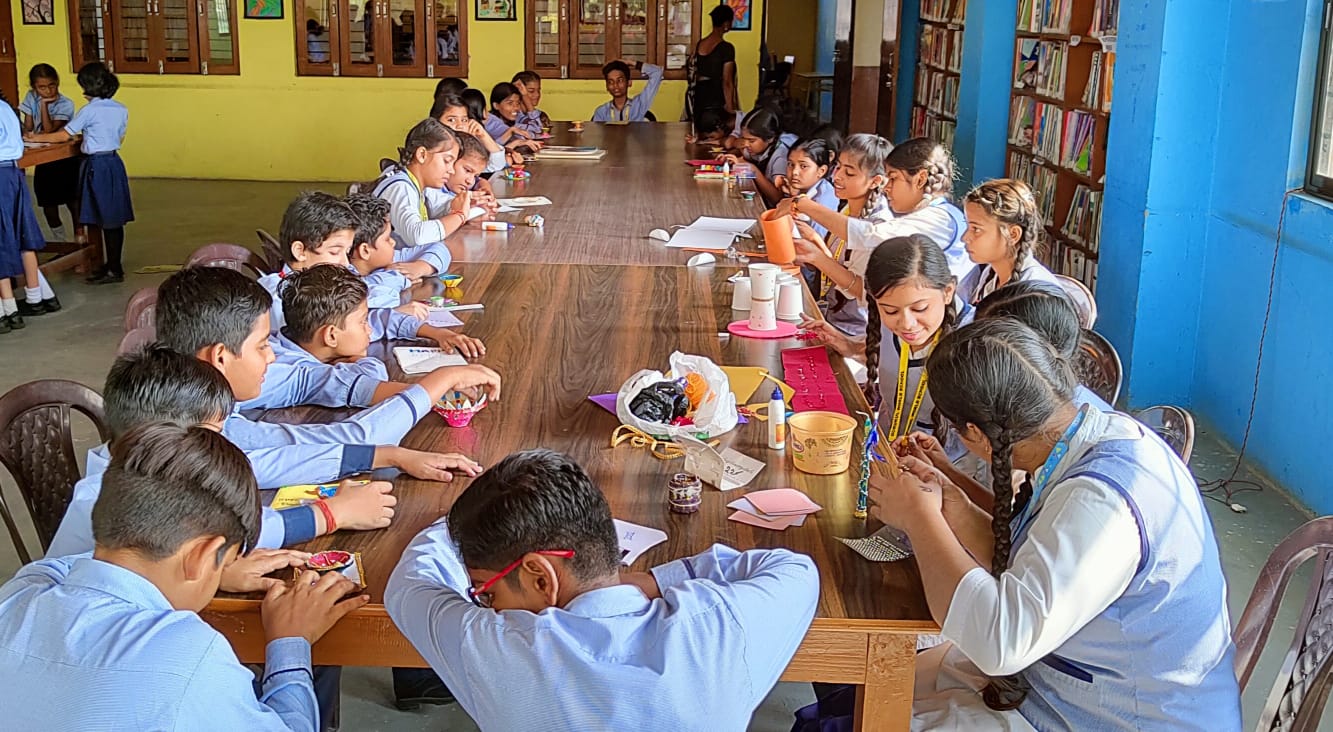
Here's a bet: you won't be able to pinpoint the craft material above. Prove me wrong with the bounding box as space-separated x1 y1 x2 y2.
781 346 851 415
628 379 691 423
571 121 584 131
432 390 488 427
747 263 780 331
496 196 553 207
439 273 463 287
728 509 803 530
686 252 716 267
740 189 756 201
308 550 352 571
788 411 859 475
767 387 787 450
685 158 724 167
730 276 751 310
777 277 803 320
429 295 445 307
759 209 797 265
482 221 513 231
611 424 719 460
501 167 531 181
615 519 668 565
524 214 544 227
667 473 704 513
394 346 468 374
534 146 607 160
746 488 822 515
437 303 484 313
727 497 805 526
839 526 914 562
675 434 765 490
270 481 369 509
649 228 672 242
426 307 464 328
726 319 798 340
665 217 756 251
856 415 875 518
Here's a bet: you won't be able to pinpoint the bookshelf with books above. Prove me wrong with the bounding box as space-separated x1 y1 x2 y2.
911 0 968 149
1006 0 1118 293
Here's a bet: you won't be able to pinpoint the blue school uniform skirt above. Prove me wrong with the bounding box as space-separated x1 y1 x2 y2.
0 162 47 277
78 152 134 229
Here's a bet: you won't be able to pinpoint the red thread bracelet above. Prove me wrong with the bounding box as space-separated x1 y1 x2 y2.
314 499 337 533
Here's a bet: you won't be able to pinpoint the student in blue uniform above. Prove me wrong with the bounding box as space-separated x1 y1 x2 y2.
485 82 541 165
958 178 1059 304
386 448 820 730
347 194 420 311
0 98 50 333
591 59 664 123
280 264 397 381
19 64 78 247
0 421 368 731
870 319 1241 730
371 122 470 277
511 70 549 135
26 62 133 284
432 93 508 175
721 107 798 205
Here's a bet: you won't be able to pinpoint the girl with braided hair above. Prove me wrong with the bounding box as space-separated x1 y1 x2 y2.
959 178 1060 303
869 319 1240 730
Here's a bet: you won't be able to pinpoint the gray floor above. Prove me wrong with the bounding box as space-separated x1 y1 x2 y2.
0 179 1322 730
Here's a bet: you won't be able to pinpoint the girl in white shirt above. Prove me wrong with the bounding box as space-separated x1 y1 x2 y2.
873 319 1241 731
958 178 1059 303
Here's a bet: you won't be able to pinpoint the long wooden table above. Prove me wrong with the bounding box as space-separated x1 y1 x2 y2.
18 139 104 275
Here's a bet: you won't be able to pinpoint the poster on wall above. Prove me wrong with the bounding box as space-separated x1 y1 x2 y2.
722 0 751 31
21 0 54 25
244 0 284 19
476 0 516 21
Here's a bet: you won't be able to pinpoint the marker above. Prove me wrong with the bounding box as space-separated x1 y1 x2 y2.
481 221 513 231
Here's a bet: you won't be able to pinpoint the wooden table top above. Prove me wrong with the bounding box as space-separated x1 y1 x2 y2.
249 261 933 627
446 122 767 267
18 140 80 169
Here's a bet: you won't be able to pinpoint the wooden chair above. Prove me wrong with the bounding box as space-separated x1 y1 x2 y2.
346 160 394 196
117 326 156 356
1234 517 1333 731
184 243 272 278
1055 273 1098 329
1075 330 1123 406
0 380 111 563
1133 405 1196 463
255 229 285 273
123 287 157 333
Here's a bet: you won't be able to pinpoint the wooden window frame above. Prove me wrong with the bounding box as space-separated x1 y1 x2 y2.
1308 0 1333 201
294 0 468 78
526 0 696 80
66 0 239 75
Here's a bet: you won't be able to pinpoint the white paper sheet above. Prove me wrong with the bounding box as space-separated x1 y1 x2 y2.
494 205 521 213
614 519 668 566
426 308 464 327
497 196 553 207
689 216 757 233
675 435 765 491
665 228 739 250
392 346 468 374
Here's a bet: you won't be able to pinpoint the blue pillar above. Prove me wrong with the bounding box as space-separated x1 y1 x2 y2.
953 0 1017 191
894 0 921 140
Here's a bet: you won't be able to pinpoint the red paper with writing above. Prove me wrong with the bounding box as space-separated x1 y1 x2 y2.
780 346 850 415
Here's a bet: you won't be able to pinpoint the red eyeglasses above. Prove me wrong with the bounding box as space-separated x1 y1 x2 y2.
467 550 575 608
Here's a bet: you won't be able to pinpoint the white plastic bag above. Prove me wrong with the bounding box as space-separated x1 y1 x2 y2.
616 352 739 439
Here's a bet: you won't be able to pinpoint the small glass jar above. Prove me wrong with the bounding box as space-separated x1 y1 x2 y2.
667 472 703 514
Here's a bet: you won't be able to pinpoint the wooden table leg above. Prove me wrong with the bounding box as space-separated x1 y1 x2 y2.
81 225 104 274
854 633 917 731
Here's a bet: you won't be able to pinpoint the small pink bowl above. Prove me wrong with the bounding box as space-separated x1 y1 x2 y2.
433 392 488 428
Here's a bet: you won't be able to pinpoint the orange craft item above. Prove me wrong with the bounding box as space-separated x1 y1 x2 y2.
683 372 708 409
760 209 797 265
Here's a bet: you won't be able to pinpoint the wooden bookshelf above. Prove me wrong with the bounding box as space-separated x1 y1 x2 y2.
911 0 968 151
1006 0 1118 293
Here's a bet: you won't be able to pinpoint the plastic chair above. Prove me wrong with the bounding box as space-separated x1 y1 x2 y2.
117 326 156 356
184 243 271 278
123 287 157 333
1133 405 1196 464
1075 330 1122 406
0 380 111 563
1234 517 1333 731
255 229 285 273
1055 274 1098 329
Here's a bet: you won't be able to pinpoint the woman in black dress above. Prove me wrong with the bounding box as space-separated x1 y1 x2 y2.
685 5 740 129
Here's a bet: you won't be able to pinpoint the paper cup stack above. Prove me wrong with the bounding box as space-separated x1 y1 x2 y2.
748 263 781 331
777 274 802 320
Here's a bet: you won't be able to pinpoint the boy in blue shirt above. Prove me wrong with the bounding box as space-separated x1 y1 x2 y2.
346 194 425 311
0 421 366 731
386 449 821 731
591 59 664 123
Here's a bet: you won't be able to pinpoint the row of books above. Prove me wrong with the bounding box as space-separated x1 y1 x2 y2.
1009 97 1065 162
1088 0 1118 36
921 0 967 24
920 25 963 73
1016 0 1074 33
1008 151 1059 226
1080 50 1114 112
1061 110 1097 176
1062 184 1103 253
911 107 957 150
1045 240 1099 292
1013 39 1068 99
927 72 960 118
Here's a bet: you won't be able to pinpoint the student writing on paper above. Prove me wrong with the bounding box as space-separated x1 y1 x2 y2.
721 107 798 205
385 449 819 732
0 422 368 731
592 59 665 124
19 64 78 246
436 132 500 222
868 319 1241 730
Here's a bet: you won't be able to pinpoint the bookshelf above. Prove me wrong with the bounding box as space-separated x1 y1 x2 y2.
911 0 968 151
1005 0 1118 293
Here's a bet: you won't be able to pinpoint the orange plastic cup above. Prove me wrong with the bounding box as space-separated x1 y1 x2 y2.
760 209 796 265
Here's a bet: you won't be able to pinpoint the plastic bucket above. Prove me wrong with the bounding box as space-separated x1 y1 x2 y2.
788 411 859 475
760 209 797 265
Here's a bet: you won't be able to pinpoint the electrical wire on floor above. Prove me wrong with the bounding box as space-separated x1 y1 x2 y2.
1196 188 1303 514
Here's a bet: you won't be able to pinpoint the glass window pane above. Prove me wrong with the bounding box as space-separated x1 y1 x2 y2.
389 0 417 67
577 0 605 68
349 1 377 67
119 0 151 63
205 0 235 67
665 0 691 70
433 0 460 67
532 0 561 68
78 0 108 63
1316 38 1333 179
303 0 333 65
619 0 647 64
161 0 193 63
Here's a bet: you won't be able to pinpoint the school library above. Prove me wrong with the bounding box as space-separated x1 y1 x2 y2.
0 0 1327 729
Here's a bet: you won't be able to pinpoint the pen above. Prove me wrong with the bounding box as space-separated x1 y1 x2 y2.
481 221 513 231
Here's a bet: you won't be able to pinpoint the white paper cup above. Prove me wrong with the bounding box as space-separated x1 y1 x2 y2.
748 263 782 300
749 298 778 331
778 280 803 320
731 277 752 310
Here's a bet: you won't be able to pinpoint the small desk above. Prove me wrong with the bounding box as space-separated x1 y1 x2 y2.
18 141 103 276
793 72 836 120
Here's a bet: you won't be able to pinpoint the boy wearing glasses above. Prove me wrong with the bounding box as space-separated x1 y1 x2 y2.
385 449 820 731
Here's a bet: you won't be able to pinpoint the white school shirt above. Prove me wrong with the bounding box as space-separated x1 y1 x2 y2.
959 252 1060 304
844 196 975 283
18 92 75 133
828 197 895 301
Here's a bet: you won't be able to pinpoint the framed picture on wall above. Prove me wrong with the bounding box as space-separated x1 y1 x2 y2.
722 0 751 31
476 0 516 21
21 0 54 25
244 0 284 19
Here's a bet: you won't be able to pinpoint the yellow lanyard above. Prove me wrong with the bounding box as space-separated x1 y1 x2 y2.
887 332 938 440
820 205 851 297
405 169 429 221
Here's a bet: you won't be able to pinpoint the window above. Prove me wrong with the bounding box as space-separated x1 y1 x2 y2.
526 0 698 80
1309 0 1333 199
67 0 240 75
295 0 468 77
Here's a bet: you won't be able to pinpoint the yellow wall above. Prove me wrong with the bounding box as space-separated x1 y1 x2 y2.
12 0 763 182
763 0 815 74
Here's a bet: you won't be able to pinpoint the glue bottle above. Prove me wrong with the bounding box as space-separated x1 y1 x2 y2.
723 161 733 189
767 387 786 450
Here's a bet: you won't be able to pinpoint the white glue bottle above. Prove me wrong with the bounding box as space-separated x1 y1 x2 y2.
767 387 786 450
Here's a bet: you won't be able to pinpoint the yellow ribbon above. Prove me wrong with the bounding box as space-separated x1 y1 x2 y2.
819 204 852 297
886 332 938 440
405 168 429 221
610 425 720 460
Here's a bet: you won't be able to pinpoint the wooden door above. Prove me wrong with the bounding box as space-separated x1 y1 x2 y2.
338 0 381 76
875 0 901 137
0 0 16 106
830 0 854 132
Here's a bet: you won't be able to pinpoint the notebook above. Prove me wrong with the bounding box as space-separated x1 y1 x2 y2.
393 346 468 374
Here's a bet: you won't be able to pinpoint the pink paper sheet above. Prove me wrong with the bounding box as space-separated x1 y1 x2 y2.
728 510 803 531
780 346 850 415
744 488 822 516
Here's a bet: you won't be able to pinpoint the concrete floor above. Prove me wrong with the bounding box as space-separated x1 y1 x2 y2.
0 178 1325 731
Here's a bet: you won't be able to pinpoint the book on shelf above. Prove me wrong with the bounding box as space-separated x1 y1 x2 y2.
1010 97 1037 147
1043 0 1073 33
915 66 931 106
1062 184 1103 253
1089 0 1119 36
1031 165 1059 225
921 0 963 23
950 0 967 23
1080 51 1115 113
1014 39 1039 90
1017 0 1041 32
1060 110 1096 175
1034 102 1063 162
948 31 963 71
911 106 929 138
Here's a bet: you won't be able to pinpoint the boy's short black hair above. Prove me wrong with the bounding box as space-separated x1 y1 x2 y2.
105 345 236 439
279 191 359 262
693 106 728 136
344 193 390 247
434 77 467 99
511 70 541 86
430 92 468 121
489 82 520 108
157 266 273 356
449 449 621 582
93 422 260 563
279 264 369 345
76 61 119 99
461 88 487 122
28 63 58 86
601 60 631 80
455 131 487 163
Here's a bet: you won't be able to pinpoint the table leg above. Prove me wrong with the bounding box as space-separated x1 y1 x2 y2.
82 225 104 274
854 633 916 731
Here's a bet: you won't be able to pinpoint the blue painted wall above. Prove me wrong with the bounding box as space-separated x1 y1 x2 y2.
816 0 839 120
894 0 921 141
952 0 1017 191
